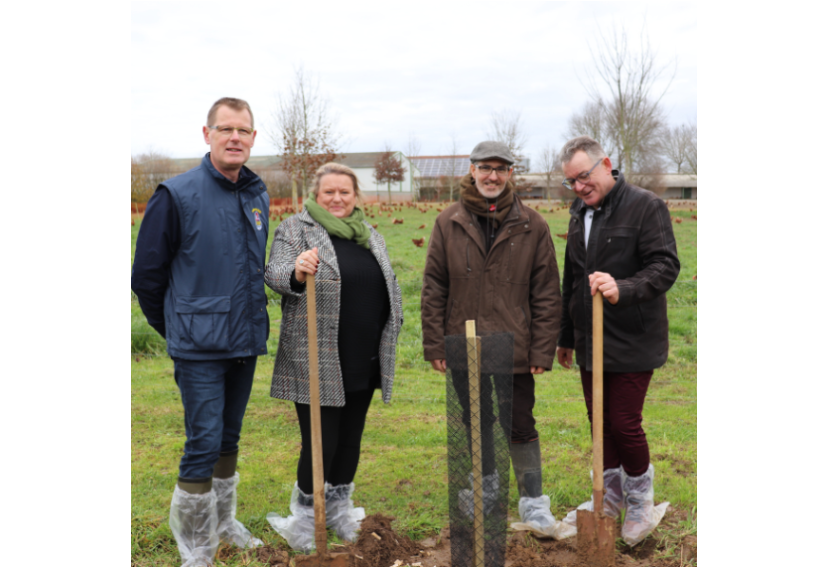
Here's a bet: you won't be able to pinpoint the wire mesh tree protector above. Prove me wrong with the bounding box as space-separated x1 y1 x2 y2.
445 326 513 567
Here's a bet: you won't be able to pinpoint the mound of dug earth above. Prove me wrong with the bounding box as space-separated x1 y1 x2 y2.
349 507 695 567
346 514 422 567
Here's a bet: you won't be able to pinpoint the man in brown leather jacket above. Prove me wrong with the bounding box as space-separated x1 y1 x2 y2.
556 135 680 545
421 141 567 537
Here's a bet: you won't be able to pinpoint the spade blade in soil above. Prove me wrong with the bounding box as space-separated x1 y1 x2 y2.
294 552 352 567
577 509 616 567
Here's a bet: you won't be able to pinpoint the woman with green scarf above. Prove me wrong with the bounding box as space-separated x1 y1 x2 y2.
264 162 403 552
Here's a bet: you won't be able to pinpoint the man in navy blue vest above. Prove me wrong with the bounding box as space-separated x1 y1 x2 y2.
132 97 270 566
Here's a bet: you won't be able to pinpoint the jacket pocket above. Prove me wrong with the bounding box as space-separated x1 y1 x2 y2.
444 299 455 330
448 238 473 278
519 305 530 330
599 228 637 275
605 302 645 335
176 296 232 351
504 240 530 284
516 305 531 358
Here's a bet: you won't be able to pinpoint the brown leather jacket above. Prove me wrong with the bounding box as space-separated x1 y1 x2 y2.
421 194 561 373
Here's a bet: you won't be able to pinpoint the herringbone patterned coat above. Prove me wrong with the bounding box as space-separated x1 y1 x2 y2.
265 208 404 407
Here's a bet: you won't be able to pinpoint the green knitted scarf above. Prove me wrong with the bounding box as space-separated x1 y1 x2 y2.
305 195 372 249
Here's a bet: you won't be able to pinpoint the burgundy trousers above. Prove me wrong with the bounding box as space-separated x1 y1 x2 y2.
579 368 653 477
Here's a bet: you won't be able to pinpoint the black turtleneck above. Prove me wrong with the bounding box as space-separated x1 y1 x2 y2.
287 237 390 391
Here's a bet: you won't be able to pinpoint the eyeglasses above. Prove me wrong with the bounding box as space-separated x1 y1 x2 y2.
476 164 511 176
208 125 254 139
562 158 603 190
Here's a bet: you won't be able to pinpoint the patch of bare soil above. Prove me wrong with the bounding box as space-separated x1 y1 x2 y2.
288 508 695 567
252 546 291 568
216 543 289 566
341 514 422 567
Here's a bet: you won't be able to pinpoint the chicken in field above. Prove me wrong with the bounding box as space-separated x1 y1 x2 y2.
418 224 425 229
555 232 568 240
437 208 443 212
674 217 682 224
393 218 404 224
691 215 697 220
372 224 378 229
412 237 425 247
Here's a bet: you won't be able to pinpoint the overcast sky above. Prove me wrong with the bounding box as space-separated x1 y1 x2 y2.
132 1 696 168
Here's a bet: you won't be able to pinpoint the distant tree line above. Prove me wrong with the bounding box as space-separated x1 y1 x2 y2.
131 150 177 204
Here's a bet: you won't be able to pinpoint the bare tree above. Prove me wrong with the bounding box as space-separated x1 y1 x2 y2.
442 135 462 201
404 134 422 201
131 157 153 204
487 109 528 168
683 122 697 174
536 143 561 203
404 133 421 160
576 23 676 174
132 149 176 203
269 66 341 210
661 124 690 173
259 168 292 199
566 100 608 150
373 144 407 204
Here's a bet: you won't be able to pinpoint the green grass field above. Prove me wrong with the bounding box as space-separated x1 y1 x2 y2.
131 201 697 566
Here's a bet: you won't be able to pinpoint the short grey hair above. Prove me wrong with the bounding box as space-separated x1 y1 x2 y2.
560 136 607 166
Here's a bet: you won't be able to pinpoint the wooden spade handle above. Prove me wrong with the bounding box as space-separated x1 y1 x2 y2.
592 292 604 511
307 274 328 554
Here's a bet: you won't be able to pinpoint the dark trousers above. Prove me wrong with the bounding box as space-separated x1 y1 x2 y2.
295 388 375 495
173 357 257 481
579 368 653 477
449 370 538 475
511 373 539 444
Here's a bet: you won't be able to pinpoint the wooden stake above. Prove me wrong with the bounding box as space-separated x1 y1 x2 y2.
466 320 484 567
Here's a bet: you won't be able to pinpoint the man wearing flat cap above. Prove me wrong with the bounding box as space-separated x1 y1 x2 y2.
421 141 569 538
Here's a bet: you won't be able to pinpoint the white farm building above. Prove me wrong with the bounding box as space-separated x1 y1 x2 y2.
165 152 421 203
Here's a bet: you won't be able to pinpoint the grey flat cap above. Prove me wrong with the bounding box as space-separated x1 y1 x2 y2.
470 141 514 165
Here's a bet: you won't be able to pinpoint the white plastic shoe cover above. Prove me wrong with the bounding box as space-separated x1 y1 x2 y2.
621 464 669 546
510 495 576 540
169 486 219 567
458 471 499 519
214 472 264 548
561 467 625 530
325 482 365 543
266 483 316 553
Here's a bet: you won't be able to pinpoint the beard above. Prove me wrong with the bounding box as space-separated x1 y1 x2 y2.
476 183 507 200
